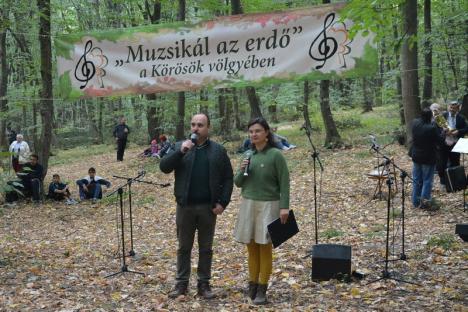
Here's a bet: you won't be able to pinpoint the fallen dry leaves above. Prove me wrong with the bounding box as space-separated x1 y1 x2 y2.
0 143 466 311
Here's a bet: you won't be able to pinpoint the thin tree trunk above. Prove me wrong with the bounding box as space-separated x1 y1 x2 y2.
218 89 226 135
401 0 420 142
362 78 373 112
422 0 432 108
269 85 279 123
37 0 54 178
232 88 242 130
246 86 263 119
303 81 313 131
393 23 405 125
320 80 342 147
0 17 8 149
175 0 186 140
146 94 160 141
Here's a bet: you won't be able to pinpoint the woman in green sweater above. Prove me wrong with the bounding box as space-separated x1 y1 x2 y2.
234 117 290 305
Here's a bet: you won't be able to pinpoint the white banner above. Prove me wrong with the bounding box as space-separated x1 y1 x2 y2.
56 3 376 99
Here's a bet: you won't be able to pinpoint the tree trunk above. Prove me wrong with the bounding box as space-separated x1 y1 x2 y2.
37 0 54 178
176 92 185 140
269 85 280 123
302 81 313 131
320 80 342 147
0 16 8 150
232 88 242 130
146 94 161 141
175 0 186 140
362 78 373 112
218 89 226 135
422 0 432 108
393 23 405 125
401 0 420 142
246 86 263 119
231 0 262 121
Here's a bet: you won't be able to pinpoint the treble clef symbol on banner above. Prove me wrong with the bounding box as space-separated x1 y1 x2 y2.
309 13 338 70
74 40 96 89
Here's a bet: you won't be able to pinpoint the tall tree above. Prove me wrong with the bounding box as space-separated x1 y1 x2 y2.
302 81 313 131
143 0 163 141
175 0 186 141
422 0 432 108
362 78 373 112
232 0 263 120
320 0 342 147
37 0 54 177
401 0 420 141
0 5 9 149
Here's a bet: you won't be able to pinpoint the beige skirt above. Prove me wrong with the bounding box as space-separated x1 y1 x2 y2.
234 198 280 244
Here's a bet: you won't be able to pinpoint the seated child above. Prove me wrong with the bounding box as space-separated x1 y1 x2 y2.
47 174 77 204
76 167 111 203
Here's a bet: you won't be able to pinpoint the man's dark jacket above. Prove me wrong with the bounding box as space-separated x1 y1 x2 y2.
113 124 130 140
410 118 444 165
442 111 468 139
159 139 233 208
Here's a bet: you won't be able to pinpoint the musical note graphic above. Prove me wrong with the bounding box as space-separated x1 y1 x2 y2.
74 40 96 89
309 13 338 70
90 47 108 88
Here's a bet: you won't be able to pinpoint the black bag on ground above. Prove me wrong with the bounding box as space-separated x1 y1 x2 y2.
445 166 466 192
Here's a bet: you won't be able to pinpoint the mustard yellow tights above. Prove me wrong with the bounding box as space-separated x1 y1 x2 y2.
247 240 272 285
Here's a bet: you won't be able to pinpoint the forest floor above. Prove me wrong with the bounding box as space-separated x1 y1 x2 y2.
0 138 467 311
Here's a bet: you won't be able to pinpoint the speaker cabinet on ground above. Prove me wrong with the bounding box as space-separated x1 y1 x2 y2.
455 224 468 242
311 244 351 281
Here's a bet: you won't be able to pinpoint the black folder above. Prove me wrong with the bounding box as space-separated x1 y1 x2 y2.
267 210 299 248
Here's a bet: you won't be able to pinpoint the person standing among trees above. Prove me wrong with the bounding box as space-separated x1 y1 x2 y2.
113 116 130 161
410 108 444 209
9 134 30 173
437 100 468 187
233 117 290 305
159 113 233 299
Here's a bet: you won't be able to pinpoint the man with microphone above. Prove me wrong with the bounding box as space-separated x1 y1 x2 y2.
160 113 233 299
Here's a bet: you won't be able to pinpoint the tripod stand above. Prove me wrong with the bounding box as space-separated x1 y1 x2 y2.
366 144 420 285
113 172 171 257
105 187 144 278
302 125 324 244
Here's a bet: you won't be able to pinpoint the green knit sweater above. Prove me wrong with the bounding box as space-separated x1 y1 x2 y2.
234 146 290 209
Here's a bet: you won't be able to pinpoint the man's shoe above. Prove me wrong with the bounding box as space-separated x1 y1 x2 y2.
247 281 258 300
197 281 215 299
253 284 267 305
168 282 188 299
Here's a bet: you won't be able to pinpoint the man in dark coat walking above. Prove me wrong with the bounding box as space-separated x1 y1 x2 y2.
113 116 130 161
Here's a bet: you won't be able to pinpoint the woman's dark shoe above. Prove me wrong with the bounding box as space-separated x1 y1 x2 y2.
253 284 268 305
248 281 258 300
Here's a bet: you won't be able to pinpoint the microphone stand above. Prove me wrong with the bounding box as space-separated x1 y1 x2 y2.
105 185 144 278
367 144 420 286
302 126 324 244
113 173 171 257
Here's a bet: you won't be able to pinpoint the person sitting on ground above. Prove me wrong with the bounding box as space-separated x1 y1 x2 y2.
76 167 111 203
9 134 30 173
17 154 43 204
271 127 296 151
141 138 159 157
47 174 77 204
157 135 172 158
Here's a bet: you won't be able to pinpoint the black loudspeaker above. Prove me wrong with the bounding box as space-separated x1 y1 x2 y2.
445 166 466 193
455 224 468 242
311 244 351 281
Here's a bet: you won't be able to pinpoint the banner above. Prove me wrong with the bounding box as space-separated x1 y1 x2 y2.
56 3 376 99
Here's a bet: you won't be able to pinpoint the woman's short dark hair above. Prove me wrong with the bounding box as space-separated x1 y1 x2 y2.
247 117 276 149
421 108 433 123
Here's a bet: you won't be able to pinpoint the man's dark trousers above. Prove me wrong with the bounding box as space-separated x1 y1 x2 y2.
176 203 216 283
117 138 127 161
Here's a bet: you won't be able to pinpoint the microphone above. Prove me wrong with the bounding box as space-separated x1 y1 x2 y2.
190 133 198 144
243 150 252 176
369 134 380 149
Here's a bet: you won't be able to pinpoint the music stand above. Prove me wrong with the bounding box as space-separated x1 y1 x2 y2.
451 138 468 212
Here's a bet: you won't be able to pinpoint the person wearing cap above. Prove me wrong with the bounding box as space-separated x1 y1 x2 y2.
437 100 468 186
